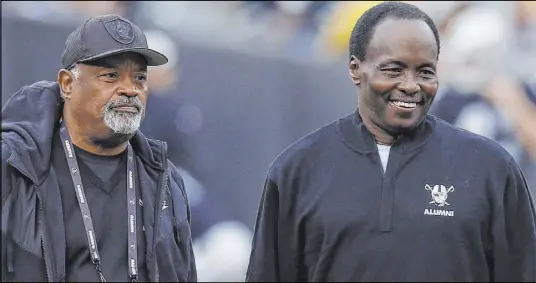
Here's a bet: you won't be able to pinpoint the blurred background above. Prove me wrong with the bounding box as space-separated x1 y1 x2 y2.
2 1 536 281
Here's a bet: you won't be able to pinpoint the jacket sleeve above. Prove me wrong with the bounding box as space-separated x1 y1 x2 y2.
247 176 296 282
1 140 13 208
491 159 536 281
168 162 198 282
1 140 12 282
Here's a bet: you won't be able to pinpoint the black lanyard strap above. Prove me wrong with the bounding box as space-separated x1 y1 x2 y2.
59 121 138 282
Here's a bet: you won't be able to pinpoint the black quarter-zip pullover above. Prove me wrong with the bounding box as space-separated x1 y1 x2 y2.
247 112 536 282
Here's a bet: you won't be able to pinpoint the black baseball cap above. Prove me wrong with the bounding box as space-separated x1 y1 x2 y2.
61 14 168 69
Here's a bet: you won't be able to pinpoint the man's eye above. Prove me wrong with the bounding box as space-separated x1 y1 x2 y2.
136 75 147 82
382 68 403 77
102 73 119 79
420 69 436 79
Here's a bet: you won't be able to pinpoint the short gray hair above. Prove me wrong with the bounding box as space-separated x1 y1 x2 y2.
69 65 81 80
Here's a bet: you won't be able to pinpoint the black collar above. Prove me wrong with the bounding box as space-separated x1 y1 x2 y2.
337 111 436 154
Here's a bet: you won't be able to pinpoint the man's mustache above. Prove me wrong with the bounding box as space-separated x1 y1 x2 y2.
105 97 144 112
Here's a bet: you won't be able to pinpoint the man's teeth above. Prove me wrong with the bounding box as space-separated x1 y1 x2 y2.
391 101 418 108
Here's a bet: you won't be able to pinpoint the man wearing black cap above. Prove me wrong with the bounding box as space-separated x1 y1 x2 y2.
1 15 197 282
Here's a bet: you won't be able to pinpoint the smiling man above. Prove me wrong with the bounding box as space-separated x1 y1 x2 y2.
246 2 536 282
1 15 196 282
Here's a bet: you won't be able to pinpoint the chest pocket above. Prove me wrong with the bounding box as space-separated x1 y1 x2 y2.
2 176 42 258
156 172 188 245
2 173 45 280
154 172 192 282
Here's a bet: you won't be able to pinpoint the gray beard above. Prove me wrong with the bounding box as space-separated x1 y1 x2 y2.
102 100 145 135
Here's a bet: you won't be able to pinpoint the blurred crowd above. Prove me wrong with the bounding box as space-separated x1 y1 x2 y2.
3 1 536 64
3 1 536 281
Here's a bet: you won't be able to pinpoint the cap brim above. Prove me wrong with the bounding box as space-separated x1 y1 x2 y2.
79 47 168 67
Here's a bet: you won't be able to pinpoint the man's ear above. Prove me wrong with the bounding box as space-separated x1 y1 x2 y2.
349 55 361 85
57 68 75 101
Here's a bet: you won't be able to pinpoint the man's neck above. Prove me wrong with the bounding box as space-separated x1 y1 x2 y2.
371 129 397 146
72 135 128 156
62 114 128 156
358 113 397 146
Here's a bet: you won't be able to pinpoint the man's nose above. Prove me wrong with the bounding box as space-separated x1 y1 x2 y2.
397 74 420 95
118 78 140 97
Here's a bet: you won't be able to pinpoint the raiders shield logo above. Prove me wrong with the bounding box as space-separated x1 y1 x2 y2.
104 18 134 44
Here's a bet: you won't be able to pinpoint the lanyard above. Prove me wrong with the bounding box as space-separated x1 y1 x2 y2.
59 121 139 283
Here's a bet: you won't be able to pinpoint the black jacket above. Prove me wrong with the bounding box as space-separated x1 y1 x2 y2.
247 112 536 282
1 81 197 282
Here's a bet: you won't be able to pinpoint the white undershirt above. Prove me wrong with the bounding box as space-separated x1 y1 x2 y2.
376 144 391 172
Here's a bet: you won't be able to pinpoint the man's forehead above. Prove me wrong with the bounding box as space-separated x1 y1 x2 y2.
81 53 148 70
366 18 437 61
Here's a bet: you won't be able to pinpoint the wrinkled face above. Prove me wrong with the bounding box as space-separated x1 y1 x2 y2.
350 18 439 135
61 52 149 144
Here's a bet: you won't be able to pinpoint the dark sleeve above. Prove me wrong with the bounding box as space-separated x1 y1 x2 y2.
1 140 12 282
247 176 294 282
491 159 536 281
2 140 13 208
168 162 198 282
